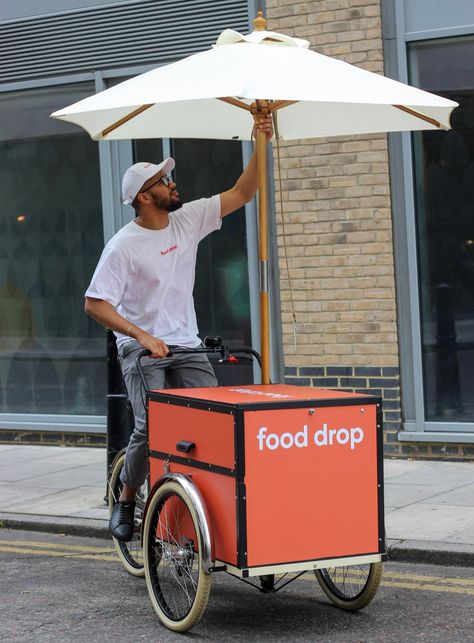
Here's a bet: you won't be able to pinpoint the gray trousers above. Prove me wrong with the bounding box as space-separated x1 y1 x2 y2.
117 340 217 488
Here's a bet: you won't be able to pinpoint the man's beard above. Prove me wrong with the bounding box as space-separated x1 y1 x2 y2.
167 199 183 212
151 192 182 212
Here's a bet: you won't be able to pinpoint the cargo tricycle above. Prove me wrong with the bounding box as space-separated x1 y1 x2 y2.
108 338 385 633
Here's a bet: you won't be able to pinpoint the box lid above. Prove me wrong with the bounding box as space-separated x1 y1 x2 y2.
149 383 377 407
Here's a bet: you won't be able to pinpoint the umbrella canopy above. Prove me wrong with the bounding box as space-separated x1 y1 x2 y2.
51 24 457 141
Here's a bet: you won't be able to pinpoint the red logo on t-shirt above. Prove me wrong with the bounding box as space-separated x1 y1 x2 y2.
161 244 178 256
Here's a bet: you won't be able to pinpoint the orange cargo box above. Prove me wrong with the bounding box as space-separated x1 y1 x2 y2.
147 384 385 577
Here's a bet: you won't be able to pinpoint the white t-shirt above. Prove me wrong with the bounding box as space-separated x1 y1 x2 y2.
85 195 221 348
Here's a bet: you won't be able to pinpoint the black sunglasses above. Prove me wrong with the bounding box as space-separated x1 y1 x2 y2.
141 174 173 193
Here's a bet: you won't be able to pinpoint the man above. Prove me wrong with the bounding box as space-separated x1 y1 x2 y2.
85 115 273 541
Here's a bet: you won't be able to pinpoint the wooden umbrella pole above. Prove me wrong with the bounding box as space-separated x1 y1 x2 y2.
251 100 271 384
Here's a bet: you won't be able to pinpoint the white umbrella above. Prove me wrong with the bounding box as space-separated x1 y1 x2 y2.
51 12 457 382
51 20 456 141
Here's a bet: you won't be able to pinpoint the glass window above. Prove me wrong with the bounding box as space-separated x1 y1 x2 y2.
134 138 253 383
0 85 105 415
410 37 474 422
172 139 251 346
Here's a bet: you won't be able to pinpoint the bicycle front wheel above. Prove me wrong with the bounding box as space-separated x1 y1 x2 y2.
108 451 145 577
315 562 383 610
143 480 211 633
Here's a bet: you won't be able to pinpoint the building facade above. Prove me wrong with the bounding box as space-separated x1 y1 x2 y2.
268 0 474 458
0 0 473 459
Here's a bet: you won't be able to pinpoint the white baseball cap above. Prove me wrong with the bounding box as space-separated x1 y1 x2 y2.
121 157 175 205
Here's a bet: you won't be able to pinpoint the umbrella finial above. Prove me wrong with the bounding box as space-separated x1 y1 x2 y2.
253 11 267 31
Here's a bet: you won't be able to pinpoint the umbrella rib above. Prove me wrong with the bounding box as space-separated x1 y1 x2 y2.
97 101 440 139
218 98 298 112
218 97 252 111
270 100 299 112
393 104 444 129
101 103 154 137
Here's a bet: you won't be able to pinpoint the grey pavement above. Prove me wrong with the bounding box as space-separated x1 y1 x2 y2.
0 444 473 566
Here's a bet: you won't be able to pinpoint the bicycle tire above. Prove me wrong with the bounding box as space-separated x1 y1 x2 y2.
315 562 383 610
143 480 211 632
108 451 145 577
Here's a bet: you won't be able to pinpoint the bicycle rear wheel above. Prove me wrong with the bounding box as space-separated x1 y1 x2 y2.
315 562 383 610
143 480 211 632
108 451 145 577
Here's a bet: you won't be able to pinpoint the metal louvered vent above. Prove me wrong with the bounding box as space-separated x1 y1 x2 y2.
0 0 249 83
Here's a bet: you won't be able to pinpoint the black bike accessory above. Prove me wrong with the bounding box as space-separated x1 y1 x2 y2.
204 335 223 348
176 440 196 454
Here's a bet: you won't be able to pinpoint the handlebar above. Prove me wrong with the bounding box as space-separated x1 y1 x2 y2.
135 342 262 392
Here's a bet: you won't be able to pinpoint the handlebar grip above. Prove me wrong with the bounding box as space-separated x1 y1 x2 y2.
138 348 175 359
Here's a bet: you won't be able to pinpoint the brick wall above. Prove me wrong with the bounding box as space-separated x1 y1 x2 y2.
265 0 403 454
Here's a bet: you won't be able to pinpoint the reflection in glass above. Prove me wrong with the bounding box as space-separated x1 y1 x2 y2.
0 85 105 414
410 38 474 421
173 139 251 347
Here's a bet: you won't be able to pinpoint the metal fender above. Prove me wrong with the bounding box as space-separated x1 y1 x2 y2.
143 472 214 574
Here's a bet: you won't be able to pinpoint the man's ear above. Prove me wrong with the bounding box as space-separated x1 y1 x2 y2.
136 192 150 207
